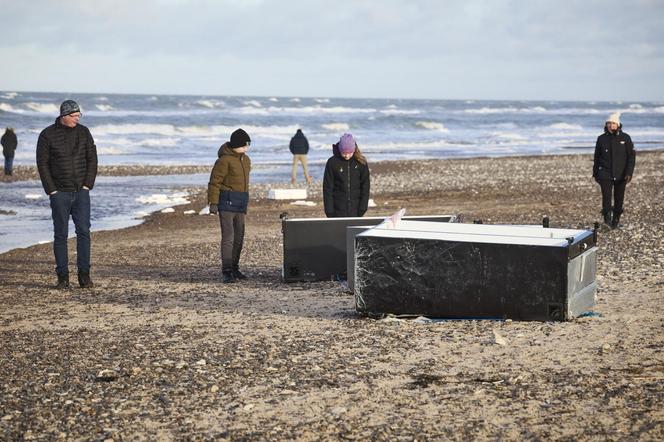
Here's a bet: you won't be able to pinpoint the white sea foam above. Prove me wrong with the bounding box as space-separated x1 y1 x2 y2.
97 147 127 155
25 102 59 113
0 103 23 113
268 97 279 102
25 193 43 200
136 193 189 205
1 92 18 99
489 132 528 141
160 208 175 213
321 123 350 131
244 100 262 107
415 121 449 132
140 138 179 147
464 106 547 114
547 123 584 131
629 103 643 109
290 98 301 102
362 140 453 150
314 98 330 103
380 109 421 115
183 210 196 215
96 96 109 101
95 104 114 111
197 99 224 108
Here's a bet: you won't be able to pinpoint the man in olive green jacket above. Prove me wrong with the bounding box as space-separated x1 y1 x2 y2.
208 128 252 283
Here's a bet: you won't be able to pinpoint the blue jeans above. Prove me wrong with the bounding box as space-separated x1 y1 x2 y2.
49 190 91 276
4 156 13 175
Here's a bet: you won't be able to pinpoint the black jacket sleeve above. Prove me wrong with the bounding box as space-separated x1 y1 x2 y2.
358 163 370 216
84 128 98 189
592 136 601 178
625 134 635 177
323 159 335 217
36 133 56 194
289 138 295 155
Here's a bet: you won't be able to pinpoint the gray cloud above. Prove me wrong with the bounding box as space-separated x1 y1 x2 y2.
1 0 663 100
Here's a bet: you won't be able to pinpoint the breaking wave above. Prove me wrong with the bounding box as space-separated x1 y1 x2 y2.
415 121 449 132
321 123 350 131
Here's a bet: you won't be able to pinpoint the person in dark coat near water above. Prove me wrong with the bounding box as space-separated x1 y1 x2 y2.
593 112 635 229
1 127 17 175
289 129 312 184
323 133 370 218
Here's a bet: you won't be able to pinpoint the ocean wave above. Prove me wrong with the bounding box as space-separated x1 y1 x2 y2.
96 96 109 101
315 98 330 103
1 92 18 100
290 98 301 102
464 106 547 114
25 102 59 113
0 103 23 113
380 109 421 115
244 100 262 107
268 97 279 102
196 99 225 108
362 140 453 150
95 104 114 111
547 123 584 131
415 121 449 132
234 105 376 115
97 146 127 155
140 138 179 147
91 123 300 137
321 123 350 131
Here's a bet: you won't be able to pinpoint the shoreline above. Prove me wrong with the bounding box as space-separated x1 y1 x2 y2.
2 147 662 183
1 151 663 439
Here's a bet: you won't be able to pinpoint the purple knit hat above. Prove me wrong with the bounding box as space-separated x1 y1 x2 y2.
338 133 356 155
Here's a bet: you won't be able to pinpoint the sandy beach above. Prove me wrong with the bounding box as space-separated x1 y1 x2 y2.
1 151 663 440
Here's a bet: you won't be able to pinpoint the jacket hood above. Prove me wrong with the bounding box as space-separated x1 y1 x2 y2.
332 143 345 159
218 142 244 158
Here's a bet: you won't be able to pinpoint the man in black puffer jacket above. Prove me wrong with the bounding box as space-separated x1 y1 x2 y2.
37 100 98 289
593 112 635 229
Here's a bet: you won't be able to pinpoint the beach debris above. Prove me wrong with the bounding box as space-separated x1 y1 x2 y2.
195 359 206 366
289 200 316 206
199 206 210 215
95 369 119 382
368 199 377 207
160 208 175 213
183 210 196 215
268 188 307 200
210 385 219 393
493 330 507 346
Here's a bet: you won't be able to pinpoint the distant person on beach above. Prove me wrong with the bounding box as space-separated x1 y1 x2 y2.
36 100 98 289
1 127 17 175
208 128 252 283
323 133 370 217
289 129 312 185
593 112 635 229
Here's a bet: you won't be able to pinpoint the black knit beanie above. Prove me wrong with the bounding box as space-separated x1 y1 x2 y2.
230 128 251 149
60 100 81 117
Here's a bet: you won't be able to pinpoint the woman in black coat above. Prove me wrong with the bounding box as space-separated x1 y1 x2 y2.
593 112 635 229
323 133 370 218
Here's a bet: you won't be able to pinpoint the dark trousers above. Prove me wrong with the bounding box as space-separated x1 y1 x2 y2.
50 190 91 276
219 211 245 271
599 179 627 215
4 156 13 175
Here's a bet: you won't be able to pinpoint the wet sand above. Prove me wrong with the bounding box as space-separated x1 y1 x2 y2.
1 151 663 440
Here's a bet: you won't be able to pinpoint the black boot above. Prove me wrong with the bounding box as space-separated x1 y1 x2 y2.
78 271 94 288
232 266 247 280
222 270 237 283
611 211 622 229
55 274 70 289
602 210 612 226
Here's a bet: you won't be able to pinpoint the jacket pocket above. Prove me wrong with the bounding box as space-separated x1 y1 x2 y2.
219 190 249 213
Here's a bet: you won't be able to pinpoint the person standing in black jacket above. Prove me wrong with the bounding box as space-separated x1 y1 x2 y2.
593 112 635 229
323 133 370 217
36 100 98 289
1 127 17 175
289 129 312 184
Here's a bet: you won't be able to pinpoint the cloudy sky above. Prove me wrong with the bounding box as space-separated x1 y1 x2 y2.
1 0 663 101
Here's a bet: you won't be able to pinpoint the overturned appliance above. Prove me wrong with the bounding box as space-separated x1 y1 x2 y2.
354 220 597 321
282 214 457 282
